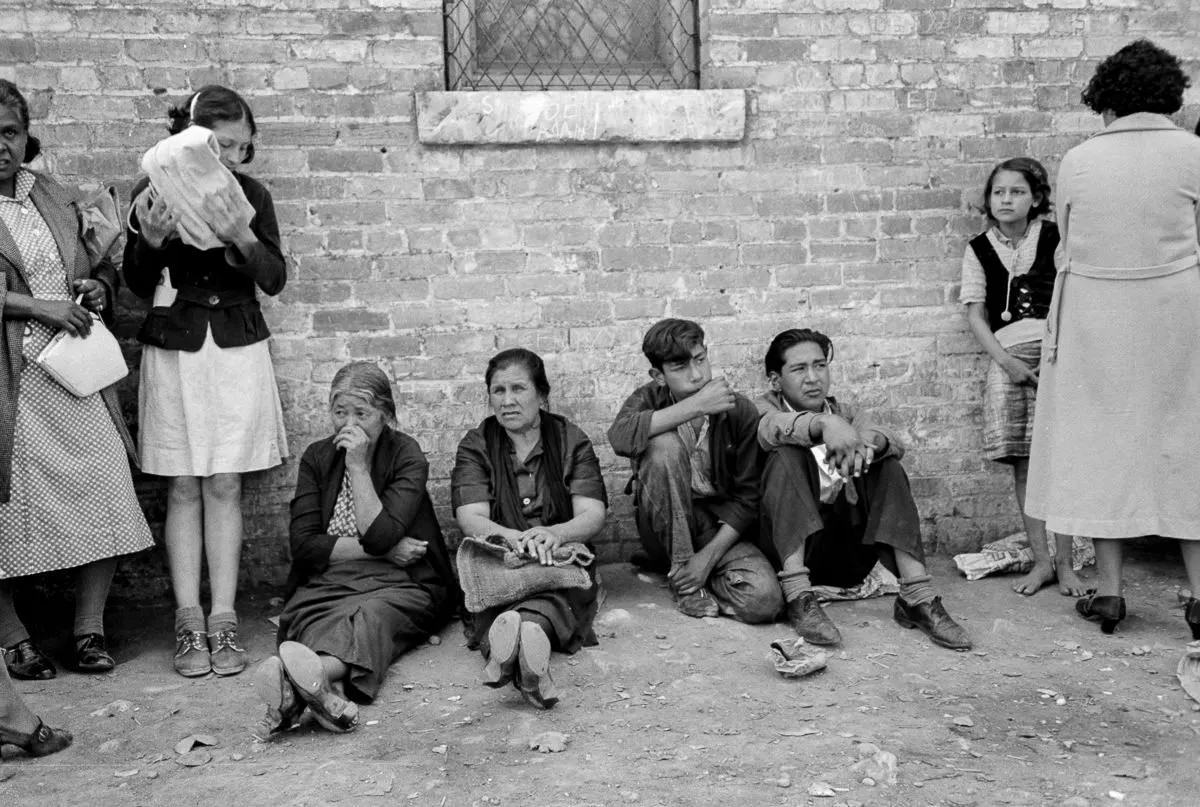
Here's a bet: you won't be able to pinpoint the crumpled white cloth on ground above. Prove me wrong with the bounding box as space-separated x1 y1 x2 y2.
138 125 254 251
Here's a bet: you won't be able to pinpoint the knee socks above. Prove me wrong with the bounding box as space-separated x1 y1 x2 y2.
899 574 937 606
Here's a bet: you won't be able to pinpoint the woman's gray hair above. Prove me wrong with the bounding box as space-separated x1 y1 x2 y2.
329 362 397 424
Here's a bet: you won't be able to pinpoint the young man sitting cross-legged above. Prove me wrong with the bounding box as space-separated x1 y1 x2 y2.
608 319 783 623
755 328 971 651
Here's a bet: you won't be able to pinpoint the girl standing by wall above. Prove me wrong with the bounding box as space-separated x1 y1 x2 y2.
960 158 1084 597
124 85 288 677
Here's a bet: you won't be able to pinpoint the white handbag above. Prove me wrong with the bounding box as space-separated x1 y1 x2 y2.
35 301 128 397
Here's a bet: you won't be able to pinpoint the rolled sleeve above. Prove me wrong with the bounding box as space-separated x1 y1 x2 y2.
959 243 986 305
607 384 658 458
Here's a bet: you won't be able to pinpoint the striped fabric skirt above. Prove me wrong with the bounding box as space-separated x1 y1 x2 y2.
982 339 1041 463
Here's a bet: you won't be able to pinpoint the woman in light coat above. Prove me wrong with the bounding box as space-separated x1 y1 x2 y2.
1026 40 1200 638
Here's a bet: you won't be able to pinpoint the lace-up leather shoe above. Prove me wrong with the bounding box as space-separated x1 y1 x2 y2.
3 639 56 680
786 592 842 646
894 596 972 650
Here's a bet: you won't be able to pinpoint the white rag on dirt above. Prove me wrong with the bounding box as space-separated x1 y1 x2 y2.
138 125 254 251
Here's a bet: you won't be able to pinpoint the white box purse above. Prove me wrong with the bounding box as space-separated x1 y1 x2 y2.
35 298 128 397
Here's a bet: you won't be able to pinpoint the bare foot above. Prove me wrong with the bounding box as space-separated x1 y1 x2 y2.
1012 561 1056 595
1055 564 1087 597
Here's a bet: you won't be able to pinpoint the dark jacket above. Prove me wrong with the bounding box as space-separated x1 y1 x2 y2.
0 170 135 503
123 172 286 352
607 381 762 535
286 427 460 602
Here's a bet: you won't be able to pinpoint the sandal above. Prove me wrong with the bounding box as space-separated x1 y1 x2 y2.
73 633 115 673
252 655 305 739
0 717 73 758
1075 590 1126 634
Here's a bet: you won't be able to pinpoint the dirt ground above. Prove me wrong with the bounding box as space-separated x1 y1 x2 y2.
3 545 1198 807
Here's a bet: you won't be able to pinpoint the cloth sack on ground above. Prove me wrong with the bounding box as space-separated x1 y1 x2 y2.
810 561 899 602
138 125 254 251
73 184 122 267
456 534 594 614
953 532 1096 581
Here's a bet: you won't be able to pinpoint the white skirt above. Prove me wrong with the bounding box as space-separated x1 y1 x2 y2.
138 328 288 477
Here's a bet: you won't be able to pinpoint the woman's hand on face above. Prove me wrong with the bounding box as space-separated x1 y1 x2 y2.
71 278 107 314
203 185 255 248
133 188 178 250
389 537 428 567
333 424 372 469
515 526 562 566
36 299 92 337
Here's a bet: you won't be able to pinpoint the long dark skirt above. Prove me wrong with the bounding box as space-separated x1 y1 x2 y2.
465 567 599 657
278 558 451 703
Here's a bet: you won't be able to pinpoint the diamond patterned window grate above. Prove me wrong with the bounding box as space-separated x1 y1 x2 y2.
444 0 700 91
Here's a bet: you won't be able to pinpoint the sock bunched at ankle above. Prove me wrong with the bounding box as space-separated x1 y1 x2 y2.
174 606 205 634
899 574 936 606
208 611 238 633
778 569 814 603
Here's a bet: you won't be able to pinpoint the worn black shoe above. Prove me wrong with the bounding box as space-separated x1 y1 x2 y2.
786 592 842 646
3 639 56 680
1185 597 1200 641
894 596 972 650
1075 590 1126 635
73 633 115 673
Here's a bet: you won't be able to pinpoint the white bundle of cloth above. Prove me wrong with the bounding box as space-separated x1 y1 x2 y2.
138 125 254 251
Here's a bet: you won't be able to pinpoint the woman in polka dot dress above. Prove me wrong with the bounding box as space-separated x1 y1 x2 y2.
0 80 153 681
123 86 288 678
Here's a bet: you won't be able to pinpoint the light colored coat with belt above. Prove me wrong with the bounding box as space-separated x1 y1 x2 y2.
1026 112 1200 539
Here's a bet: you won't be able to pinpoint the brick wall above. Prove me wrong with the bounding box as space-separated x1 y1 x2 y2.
2 0 1197 597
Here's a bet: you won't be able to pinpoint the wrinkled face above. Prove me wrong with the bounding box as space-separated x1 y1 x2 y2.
652 341 712 401
208 117 252 170
988 170 1039 226
488 364 544 434
771 341 831 413
330 393 387 443
0 105 29 194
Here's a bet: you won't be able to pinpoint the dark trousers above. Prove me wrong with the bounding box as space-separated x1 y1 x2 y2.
759 447 925 589
634 433 783 624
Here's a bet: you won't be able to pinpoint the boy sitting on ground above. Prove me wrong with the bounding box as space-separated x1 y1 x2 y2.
608 319 783 623
756 328 971 651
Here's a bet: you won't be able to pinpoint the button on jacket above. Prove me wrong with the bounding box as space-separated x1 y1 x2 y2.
123 172 286 352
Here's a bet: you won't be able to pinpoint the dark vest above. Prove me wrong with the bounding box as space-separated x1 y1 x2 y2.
970 221 1059 332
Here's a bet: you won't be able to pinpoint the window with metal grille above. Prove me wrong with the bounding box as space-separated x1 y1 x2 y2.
443 0 700 91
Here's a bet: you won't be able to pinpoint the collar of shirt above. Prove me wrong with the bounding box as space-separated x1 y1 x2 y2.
780 394 830 416
0 169 35 206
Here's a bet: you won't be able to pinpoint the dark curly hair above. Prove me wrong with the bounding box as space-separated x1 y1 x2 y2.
982 157 1052 223
166 85 257 164
0 79 41 163
1081 39 1189 118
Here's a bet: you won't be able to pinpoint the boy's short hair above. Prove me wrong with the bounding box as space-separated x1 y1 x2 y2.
763 328 834 376
642 318 705 370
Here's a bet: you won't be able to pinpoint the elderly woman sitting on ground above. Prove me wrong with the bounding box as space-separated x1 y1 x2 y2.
254 362 458 736
451 348 607 709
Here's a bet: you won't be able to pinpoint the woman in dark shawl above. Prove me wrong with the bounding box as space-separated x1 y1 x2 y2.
451 348 607 709
254 362 458 736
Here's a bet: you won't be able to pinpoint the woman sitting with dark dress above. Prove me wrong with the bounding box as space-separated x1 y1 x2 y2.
254 362 458 736
451 348 607 709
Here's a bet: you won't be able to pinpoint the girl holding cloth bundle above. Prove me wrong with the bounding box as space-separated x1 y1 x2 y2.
124 85 288 678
